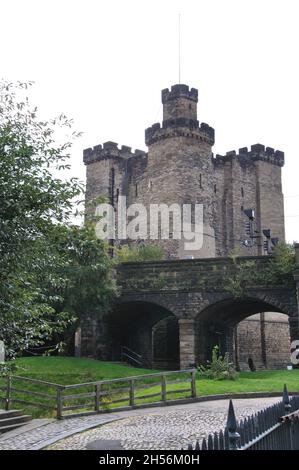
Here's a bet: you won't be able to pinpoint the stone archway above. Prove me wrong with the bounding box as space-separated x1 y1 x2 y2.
235 312 291 371
190 296 292 369
152 316 180 369
102 300 179 368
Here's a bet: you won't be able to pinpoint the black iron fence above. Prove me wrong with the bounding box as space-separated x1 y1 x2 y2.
187 385 299 450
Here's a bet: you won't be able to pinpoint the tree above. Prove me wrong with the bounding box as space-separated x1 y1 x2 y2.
48 222 118 351
0 81 116 358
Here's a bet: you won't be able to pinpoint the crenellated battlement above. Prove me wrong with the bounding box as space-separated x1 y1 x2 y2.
162 84 198 103
145 119 214 146
83 141 147 165
213 143 284 167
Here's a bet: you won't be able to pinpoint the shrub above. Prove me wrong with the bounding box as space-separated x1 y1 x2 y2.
197 345 239 380
116 244 165 262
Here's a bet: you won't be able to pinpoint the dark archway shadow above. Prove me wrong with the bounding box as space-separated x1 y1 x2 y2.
195 296 290 370
197 296 287 326
103 301 179 369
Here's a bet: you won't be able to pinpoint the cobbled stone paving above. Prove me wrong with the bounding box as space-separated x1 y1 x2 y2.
0 398 281 450
47 398 281 450
0 414 122 450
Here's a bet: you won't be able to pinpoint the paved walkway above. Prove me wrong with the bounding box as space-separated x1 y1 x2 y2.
0 397 282 450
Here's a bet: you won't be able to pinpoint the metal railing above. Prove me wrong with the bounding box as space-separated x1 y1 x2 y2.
121 346 149 368
0 369 197 420
187 385 299 450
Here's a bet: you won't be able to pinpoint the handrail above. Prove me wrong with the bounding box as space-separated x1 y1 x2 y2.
122 351 143 367
122 346 142 360
11 375 61 387
121 345 153 368
62 369 196 389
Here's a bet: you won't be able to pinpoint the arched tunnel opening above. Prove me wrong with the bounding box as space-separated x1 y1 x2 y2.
78 296 294 371
195 297 291 371
103 301 180 370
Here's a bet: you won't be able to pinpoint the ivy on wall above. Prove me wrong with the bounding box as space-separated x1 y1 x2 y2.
225 243 296 298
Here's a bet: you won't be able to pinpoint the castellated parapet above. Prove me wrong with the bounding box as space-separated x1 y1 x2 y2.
84 83 285 260
82 83 289 372
161 84 198 103
83 141 147 165
214 144 284 168
145 119 215 146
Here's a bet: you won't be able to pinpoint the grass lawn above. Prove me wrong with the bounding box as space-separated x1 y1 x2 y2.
1 357 298 418
13 356 158 383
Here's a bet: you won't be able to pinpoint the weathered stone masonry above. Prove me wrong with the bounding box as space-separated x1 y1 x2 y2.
81 83 294 369
84 83 285 259
80 254 299 370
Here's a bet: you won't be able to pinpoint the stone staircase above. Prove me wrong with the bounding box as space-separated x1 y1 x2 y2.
0 410 32 434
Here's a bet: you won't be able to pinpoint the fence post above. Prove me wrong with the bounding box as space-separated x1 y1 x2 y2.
161 374 166 403
56 386 63 420
5 375 11 411
283 384 291 413
95 383 101 413
283 384 294 450
227 399 240 449
191 370 197 398
129 379 135 407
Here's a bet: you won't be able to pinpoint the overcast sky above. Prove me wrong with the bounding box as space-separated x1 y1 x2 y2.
1 0 298 242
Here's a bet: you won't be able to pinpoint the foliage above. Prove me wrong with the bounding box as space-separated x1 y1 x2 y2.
49 222 118 341
225 242 296 298
0 81 116 358
0 361 18 377
224 260 257 298
197 346 239 380
264 242 296 285
116 243 165 263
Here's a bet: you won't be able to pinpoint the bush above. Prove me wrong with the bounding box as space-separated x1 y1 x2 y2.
116 244 165 262
197 345 239 380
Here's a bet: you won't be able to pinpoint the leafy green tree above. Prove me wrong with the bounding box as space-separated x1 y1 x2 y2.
49 222 118 351
0 81 116 358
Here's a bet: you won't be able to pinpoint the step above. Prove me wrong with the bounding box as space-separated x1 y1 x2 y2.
0 414 32 427
0 421 31 434
0 410 24 420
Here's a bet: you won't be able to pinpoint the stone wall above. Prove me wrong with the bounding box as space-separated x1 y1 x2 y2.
83 85 285 261
81 83 293 371
214 147 285 257
236 313 291 370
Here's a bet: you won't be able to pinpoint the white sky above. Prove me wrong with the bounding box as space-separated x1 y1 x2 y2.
1 0 298 242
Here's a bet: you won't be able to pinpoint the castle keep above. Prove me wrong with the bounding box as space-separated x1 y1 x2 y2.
84 84 285 259
82 84 291 370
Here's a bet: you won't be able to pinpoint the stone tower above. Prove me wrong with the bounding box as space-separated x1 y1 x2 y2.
84 83 285 259
142 84 216 258
81 82 290 371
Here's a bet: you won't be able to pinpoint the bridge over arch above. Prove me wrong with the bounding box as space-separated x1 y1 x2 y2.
80 250 299 369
